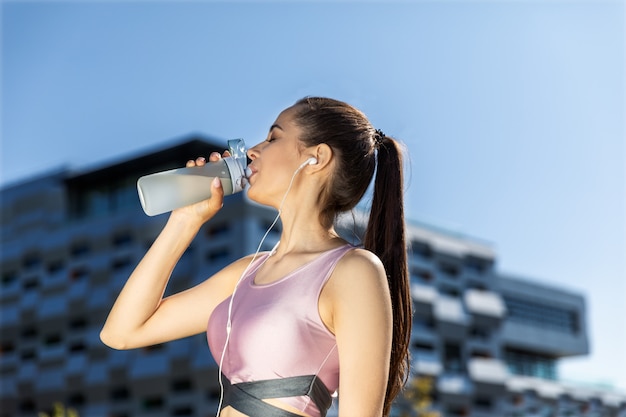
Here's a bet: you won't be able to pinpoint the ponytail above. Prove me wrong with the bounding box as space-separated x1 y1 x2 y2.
292 97 412 416
363 135 412 417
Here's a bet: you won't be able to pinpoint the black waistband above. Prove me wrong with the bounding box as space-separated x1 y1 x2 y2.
221 374 332 417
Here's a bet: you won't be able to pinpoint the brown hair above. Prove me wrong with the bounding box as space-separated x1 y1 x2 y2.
293 97 411 417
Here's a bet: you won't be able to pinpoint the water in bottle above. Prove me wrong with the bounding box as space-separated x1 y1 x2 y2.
137 139 248 216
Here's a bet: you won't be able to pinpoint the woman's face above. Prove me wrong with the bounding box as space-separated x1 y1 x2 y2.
246 106 310 207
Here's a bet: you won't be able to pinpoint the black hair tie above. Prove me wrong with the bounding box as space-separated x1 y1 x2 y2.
374 129 385 147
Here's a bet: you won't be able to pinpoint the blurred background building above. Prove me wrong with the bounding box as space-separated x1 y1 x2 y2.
1 136 625 417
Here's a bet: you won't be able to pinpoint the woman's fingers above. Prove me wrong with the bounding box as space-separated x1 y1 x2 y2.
187 150 229 167
208 152 222 163
186 156 207 167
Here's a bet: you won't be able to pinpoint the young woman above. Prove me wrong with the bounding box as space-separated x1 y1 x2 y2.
101 97 412 417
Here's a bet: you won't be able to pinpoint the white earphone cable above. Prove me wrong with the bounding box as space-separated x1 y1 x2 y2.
215 158 311 414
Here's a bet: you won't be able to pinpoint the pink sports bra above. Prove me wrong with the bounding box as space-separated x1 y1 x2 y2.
207 244 354 417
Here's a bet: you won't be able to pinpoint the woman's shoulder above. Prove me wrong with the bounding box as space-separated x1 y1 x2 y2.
339 246 384 269
330 247 388 292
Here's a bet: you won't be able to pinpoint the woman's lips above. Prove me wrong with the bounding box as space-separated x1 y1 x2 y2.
245 165 257 180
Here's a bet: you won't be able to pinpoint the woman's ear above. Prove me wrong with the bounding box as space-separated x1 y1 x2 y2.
308 143 333 171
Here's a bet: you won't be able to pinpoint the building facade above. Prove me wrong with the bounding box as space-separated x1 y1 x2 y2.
401 221 625 417
1 136 624 417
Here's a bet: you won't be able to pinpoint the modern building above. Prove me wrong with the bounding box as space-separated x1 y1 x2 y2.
1 135 625 417
402 221 625 417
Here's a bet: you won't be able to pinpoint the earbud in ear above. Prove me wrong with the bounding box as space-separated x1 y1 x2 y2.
297 157 318 171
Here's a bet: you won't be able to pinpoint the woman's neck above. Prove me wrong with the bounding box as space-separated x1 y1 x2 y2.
274 210 341 256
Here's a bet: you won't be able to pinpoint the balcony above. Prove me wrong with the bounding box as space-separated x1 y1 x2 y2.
464 289 506 327
434 296 468 340
437 373 472 406
467 357 508 396
413 349 442 377
536 379 564 403
412 283 437 317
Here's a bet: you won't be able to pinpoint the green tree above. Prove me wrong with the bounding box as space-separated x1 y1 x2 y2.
399 375 441 417
38 402 79 417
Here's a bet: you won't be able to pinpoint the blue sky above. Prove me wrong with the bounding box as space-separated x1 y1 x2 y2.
2 0 625 391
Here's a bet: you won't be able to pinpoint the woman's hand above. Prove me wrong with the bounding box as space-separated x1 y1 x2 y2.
170 151 231 225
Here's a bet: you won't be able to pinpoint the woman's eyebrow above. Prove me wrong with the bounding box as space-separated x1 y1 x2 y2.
269 124 283 132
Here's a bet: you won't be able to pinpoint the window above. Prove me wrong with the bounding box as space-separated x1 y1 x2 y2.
47 260 65 275
413 317 435 331
206 222 231 237
1 270 18 286
68 177 139 220
21 349 36 361
142 396 164 411
44 333 62 346
467 281 487 291
110 386 130 401
69 342 86 353
504 295 579 334
19 399 36 413
70 241 91 258
207 388 221 401
69 317 88 330
69 267 89 281
410 267 433 282
67 393 86 406
112 257 133 271
443 343 464 373
469 326 490 341
0 341 15 354
504 348 557 380
172 406 194 416
23 253 42 269
439 261 460 277
411 241 433 259
21 326 37 340
23 277 39 290
474 397 492 410
171 378 193 392
412 341 435 352
445 406 468 416
112 231 134 247
470 349 493 359
206 247 231 263
464 255 491 274
439 285 460 297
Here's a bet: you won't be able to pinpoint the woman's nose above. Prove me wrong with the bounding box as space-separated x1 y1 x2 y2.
247 143 261 160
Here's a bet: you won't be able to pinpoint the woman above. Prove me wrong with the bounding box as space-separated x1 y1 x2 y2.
100 97 412 417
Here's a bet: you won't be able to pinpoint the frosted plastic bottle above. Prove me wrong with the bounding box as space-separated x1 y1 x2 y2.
137 139 248 216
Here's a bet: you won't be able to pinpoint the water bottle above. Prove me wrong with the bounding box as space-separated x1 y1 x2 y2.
137 139 248 216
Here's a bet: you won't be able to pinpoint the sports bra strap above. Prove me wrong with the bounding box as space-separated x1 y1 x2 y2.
221 374 332 417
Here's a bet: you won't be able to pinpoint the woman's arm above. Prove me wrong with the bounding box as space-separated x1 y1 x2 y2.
324 249 393 417
100 155 243 350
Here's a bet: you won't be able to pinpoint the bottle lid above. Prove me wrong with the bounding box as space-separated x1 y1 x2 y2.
226 138 248 193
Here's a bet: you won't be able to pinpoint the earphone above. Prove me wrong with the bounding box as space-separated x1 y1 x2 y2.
300 157 318 168
215 155 317 413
